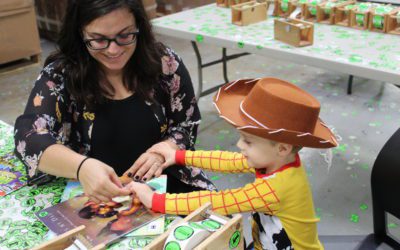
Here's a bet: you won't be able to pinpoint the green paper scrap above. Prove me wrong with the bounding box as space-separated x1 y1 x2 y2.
349 54 363 63
350 214 359 223
281 0 289 12
358 3 371 12
356 13 365 26
345 4 355 11
373 16 384 29
210 175 221 181
359 204 368 211
309 7 317 16
324 2 336 15
388 223 398 228
238 41 245 48
196 34 204 43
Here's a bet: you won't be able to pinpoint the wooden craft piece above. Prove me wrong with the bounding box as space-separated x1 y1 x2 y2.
145 203 244 250
231 0 269 25
386 8 400 35
274 18 314 47
316 0 354 24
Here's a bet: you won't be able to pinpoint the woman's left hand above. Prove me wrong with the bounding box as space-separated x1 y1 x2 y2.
124 152 164 181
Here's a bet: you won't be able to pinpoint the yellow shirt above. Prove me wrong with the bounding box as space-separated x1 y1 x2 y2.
152 150 323 250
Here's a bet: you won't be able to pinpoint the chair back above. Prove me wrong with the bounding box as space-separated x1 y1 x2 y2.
371 128 400 249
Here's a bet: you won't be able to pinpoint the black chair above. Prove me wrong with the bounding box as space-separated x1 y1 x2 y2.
322 128 400 250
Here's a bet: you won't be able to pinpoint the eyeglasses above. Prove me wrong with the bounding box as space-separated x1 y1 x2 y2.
83 30 140 50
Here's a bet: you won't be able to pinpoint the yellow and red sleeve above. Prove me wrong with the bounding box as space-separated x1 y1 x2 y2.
175 150 254 174
152 178 280 215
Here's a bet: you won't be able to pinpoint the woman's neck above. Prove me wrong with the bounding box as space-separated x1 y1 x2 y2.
103 71 133 100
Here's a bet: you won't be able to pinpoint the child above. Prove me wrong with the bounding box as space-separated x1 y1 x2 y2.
126 77 338 250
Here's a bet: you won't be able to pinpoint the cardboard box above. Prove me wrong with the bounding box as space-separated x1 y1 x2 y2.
0 0 41 66
232 1 268 25
274 18 314 47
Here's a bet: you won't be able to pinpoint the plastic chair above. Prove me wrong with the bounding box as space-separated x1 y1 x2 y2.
321 128 400 250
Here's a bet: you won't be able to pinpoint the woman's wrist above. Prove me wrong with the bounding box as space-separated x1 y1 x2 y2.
77 157 91 181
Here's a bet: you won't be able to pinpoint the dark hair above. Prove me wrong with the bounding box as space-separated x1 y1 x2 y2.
45 0 163 109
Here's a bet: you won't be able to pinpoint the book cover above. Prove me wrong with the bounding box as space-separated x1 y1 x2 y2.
36 194 162 247
0 154 27 196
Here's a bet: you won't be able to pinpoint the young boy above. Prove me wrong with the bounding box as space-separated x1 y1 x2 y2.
126 78 338 250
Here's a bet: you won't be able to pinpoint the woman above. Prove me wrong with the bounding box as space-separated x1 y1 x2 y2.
14 0 215 203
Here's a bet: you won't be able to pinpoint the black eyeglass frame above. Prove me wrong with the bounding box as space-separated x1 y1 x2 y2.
83 30 140 50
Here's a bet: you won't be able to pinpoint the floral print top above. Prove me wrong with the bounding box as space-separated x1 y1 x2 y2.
14 47 216 191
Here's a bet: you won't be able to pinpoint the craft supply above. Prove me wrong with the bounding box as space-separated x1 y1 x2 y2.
163 222 211 250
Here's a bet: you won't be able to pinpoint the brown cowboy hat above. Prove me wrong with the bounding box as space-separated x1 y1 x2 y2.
213 78 338 148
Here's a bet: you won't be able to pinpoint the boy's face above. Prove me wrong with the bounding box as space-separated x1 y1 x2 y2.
236 131 281 169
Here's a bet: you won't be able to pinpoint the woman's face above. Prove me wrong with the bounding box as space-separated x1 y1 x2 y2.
82 7 138 75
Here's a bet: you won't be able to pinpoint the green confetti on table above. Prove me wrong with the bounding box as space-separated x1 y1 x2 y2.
238 41 245 48
350 214 359 223
359 204 368 211
349 54 363 63
211 175 221 181
256 45 263 50
196 34 204 43
369 121 382 127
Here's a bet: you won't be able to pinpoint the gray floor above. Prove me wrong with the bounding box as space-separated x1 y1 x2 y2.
1 35 399 249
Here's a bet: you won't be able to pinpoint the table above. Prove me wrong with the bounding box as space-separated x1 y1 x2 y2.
152 4 400 97
0 121 172 250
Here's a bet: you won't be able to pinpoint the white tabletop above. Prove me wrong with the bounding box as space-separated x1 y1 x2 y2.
152 4 400 84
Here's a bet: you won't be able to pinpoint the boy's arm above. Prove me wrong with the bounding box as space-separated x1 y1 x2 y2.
152 178 280 215
176 150 255 174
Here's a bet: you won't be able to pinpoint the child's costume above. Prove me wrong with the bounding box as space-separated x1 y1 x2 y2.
152 78 338 249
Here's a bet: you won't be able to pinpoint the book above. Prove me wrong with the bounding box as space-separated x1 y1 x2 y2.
37 175 168 246
36 194 163 247
0 154 27 196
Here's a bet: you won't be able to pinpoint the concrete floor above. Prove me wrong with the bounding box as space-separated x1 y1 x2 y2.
1 35 399 249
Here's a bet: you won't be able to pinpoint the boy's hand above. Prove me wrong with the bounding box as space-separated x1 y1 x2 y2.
125 181 155 209
147 141 177 172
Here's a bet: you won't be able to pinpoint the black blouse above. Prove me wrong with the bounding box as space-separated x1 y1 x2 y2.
90 94 161 176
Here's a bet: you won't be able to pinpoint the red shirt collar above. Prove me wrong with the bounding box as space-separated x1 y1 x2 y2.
255 154 301 178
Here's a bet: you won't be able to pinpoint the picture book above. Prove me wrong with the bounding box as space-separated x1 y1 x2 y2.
36 194 163 247
0 154 27 196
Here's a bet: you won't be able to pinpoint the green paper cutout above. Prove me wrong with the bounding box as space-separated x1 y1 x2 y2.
373 16 384 29
350 214 359 223
196 34 204 43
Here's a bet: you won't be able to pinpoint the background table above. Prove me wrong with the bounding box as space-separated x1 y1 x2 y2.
152 4 400 97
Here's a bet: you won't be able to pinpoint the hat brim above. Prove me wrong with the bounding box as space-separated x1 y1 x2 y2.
213 78 338 148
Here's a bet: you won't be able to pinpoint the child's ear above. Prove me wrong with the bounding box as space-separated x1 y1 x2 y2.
277 143 293 156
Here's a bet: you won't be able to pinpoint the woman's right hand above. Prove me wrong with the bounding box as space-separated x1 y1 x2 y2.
78 158 131 203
